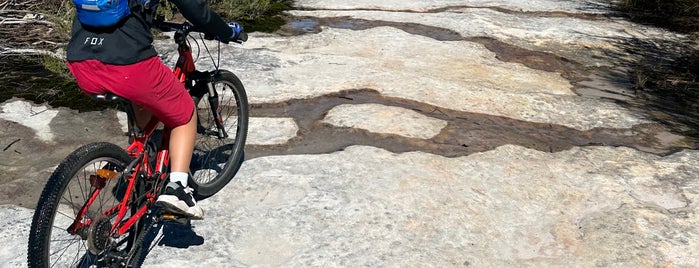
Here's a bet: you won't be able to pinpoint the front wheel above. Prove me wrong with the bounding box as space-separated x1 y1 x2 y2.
190 69 248 199
28 142 141 267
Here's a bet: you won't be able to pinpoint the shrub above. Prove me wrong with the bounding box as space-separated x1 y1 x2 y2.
208 0 292 32
617 0 699 16
41 0 293 35
41 0 74 40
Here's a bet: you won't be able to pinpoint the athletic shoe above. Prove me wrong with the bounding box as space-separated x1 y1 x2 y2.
156 181 204 220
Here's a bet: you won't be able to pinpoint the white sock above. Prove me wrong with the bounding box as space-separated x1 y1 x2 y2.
169 172 189 187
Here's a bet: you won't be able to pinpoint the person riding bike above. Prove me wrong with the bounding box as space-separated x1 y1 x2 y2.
65 0 243 219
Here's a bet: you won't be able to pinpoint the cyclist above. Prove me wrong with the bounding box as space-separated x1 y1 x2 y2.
65 0 242 219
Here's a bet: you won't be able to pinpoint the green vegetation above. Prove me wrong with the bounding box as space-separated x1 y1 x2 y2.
615 0 699 31
41 55 71 78
617 0 699 16
210 0 292 20
614 0 698 91
42 0 75 40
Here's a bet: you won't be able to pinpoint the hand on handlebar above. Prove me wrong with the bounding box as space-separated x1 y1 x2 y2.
227 21 248 43
227 22 243 38
205 21 248 44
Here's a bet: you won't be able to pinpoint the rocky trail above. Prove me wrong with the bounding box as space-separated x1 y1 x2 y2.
1 0 698 267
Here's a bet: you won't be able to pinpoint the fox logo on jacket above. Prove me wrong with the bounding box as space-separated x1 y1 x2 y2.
84 37 104 46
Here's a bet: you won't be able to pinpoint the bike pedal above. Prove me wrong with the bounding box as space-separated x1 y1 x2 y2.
161 213 190 225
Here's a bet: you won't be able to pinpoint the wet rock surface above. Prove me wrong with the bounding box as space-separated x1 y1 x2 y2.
2 0 698 267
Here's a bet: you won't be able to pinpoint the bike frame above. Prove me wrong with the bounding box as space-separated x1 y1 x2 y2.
67 40 197 238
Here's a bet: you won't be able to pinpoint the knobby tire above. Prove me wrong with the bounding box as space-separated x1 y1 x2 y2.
28 142 141 268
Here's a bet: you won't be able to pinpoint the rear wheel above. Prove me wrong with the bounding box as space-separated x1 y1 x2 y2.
190 69 248 199
27 142 142 267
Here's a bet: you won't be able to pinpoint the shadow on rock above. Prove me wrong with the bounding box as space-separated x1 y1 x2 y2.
157 222 205 248
592 33 699 141
135 218 205 266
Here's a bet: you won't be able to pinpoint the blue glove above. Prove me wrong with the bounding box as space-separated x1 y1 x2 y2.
228 22 243 37
227 22 245 42
211 22 247 43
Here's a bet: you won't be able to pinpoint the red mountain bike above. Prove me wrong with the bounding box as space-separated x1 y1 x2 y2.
27 18 249 267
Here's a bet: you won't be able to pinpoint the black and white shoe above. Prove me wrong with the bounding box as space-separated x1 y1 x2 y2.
156 181 204 220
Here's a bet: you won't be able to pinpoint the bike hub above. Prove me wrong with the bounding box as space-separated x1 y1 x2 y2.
87 216 113 254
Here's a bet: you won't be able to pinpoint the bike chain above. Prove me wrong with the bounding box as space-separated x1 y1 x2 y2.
121 174 162 266
122 213 156 267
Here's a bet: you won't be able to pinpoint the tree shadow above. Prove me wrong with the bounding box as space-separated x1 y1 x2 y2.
551 0 695 142
590 32 699 140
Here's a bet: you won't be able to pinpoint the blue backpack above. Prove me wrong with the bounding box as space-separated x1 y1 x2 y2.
74 0 149 28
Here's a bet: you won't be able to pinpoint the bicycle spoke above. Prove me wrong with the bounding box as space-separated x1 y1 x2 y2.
57 200 78 217
29 145 137 267
49 238 81 254
49 238 82 267
69 247 81 267
79 166 88 201
48 236 81 243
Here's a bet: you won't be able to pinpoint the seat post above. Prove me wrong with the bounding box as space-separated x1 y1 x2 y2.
91 93 143 142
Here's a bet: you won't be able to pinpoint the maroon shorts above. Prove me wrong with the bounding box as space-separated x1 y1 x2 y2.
67 56 194 128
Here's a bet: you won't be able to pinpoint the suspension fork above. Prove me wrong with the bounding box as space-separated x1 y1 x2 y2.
188 70 229 139
172 35 228 139
206 78 229 139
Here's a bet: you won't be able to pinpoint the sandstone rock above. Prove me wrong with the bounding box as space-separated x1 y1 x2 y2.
322 103 448 139
157 26 648 130
2 0 698 267
248 117 299 145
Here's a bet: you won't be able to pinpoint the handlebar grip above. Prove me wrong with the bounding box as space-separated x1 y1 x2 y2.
237 32 248 43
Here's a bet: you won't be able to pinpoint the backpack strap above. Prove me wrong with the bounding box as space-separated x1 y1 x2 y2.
129 0 159 25
130 0 156 13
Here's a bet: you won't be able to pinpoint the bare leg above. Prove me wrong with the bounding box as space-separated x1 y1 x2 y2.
134 105 195 174
168 111 197 173
155 110 203 219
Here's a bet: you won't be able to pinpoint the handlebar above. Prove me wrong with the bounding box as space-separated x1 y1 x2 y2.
154 16 247 44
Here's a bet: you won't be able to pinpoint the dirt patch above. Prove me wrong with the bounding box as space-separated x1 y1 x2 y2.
246 89 695 160
277 16 464 41
431 6 609 21
465 37 591 82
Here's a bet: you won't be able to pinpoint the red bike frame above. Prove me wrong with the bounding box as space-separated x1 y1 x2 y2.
67 45 195 237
